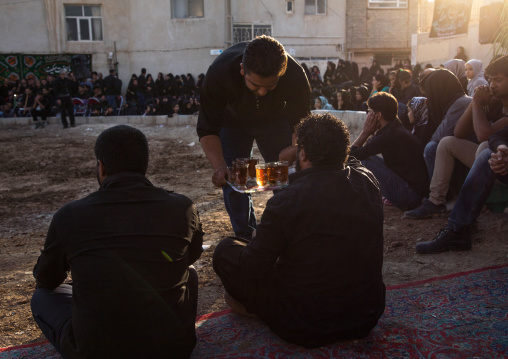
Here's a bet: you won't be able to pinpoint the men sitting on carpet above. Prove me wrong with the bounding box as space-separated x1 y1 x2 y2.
349 92 429 211
213 113 386 348
416 56 508 254
31 125 204 358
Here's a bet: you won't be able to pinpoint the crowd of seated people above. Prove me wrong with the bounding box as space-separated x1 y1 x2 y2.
337 53 507 255
0 67 205 120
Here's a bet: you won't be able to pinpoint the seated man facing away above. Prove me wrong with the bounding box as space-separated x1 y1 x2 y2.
404 55 508 219
416 126 508 254
213 113 385 348
31 125 203 358
349 92 430 211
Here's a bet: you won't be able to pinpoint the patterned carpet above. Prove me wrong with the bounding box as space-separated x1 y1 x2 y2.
2 264 507 358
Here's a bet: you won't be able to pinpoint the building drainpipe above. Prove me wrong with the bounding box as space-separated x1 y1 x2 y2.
225 0 232 48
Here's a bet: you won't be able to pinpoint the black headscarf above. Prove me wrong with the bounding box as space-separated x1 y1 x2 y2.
420 69 465 143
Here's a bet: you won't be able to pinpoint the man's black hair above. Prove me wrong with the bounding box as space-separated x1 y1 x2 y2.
295 113 350 166
109 69 115 74
367 92 398 122
141 68 146 74
485 54 508 78
242 35 288 78
94 125 149 175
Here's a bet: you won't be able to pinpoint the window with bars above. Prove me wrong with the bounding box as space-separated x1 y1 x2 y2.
171 0 204 18
232 24 272 44
305 0 326 15
368 0 408 9
65 5 103 41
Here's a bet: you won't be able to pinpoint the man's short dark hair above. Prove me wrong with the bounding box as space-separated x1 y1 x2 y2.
141 68 146 74
109 69 115 74
295 113 350 166
485 55 508 78
242 35 288 78
367 92 398 122
94 125 149 175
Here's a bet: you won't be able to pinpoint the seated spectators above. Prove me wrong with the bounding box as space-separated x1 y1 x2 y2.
406 97 429 143
313 95 334 110
444 59 468 94
392 70 420 104
465 59 488 96
335 89 355 111
371 74 390 97
350 92 429 211
213 113 385 348
405 55 508 219
419 69 471 179
354 86 369 111
417 126 508 254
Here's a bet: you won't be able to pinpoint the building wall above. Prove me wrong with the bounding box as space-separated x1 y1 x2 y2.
346 0 418 51
415 0 501 67
230 0 347 59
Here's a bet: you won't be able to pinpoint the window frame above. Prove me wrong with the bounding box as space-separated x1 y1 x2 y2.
171 0 204 19
232 24 272 44
305 0 327 15
64 5 103 42
368 0 408 9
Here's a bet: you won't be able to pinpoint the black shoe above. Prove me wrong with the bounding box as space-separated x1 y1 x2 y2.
416 227 472 254
404 198 446 219
41 121 48 128
35 122 42 129
63 124 69 129
70 123 76 127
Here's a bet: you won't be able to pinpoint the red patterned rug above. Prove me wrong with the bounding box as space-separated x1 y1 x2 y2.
2 264 507 358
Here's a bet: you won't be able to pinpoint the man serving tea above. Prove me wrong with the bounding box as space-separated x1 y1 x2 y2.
197 35 311 239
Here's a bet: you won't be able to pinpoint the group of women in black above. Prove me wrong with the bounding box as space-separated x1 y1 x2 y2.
124 72 204 116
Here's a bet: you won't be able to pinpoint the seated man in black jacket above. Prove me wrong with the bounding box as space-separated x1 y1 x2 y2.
213 113 385 348
31 125 203 358
350 92 430 211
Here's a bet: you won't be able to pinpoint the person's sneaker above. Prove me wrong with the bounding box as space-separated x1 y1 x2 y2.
41 121 48 128
403 198 446 219
34 122 42 129
416 227 472 254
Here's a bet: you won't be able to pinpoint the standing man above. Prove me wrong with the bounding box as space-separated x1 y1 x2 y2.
197 35 311 239
103 68 122 110
54 70 76 128
213 113 385 348
31 125 204 358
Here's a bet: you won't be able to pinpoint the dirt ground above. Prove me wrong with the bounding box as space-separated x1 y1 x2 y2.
1 123 507 348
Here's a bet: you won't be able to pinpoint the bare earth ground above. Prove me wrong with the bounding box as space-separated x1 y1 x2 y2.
1 123 507 348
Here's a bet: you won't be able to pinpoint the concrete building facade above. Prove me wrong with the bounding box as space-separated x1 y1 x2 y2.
0 0 347 86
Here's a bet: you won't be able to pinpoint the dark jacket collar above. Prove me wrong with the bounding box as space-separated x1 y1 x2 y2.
289 164 344 184
99 172 153 190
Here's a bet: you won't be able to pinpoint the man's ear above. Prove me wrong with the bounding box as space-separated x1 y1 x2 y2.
98 159 107 179
240 63 245 77
299 146 307 162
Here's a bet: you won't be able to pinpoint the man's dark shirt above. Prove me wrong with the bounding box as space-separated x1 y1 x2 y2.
197 42 311 138
350 120 430 198
238 159 386 347
33 172 203 358
103 75 122 96
54 77 72 97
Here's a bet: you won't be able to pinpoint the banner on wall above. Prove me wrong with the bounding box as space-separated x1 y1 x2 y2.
429 0 473 38
0 54 92 82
